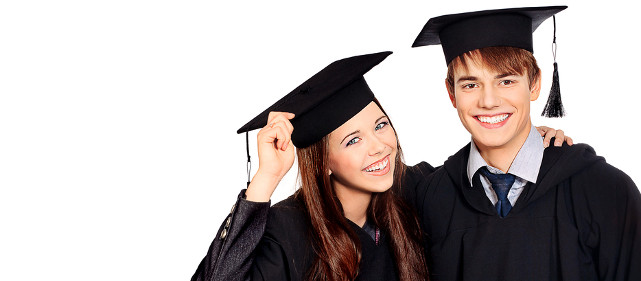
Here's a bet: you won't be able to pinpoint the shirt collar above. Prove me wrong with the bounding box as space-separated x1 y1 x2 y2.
467 125 544 185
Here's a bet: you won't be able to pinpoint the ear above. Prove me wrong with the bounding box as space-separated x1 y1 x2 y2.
446 79 457 108
530 73 542 101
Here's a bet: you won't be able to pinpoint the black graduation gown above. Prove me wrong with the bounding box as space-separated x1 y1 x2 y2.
250 196 398 281
191 190 407 281
404 143 641 281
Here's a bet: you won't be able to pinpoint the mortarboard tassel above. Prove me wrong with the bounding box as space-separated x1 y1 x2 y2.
246 132 251 187
541 16 565 118
542 61 565 117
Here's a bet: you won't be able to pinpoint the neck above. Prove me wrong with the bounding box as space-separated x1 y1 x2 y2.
332 180 372 227
475 122 532 173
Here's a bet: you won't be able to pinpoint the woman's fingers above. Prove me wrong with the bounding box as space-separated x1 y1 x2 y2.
264 112 295 150
267 112 295 133
537 126 549 134
537 126 553 147
536 126 573 147
566 136 574 146
272 125 290 151
258 122 291 151
553 129 565 147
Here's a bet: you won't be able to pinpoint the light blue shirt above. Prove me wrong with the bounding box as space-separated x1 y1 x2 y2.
467 125 544 206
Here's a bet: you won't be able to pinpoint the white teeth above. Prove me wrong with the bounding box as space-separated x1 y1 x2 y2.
477 114 509 124
365 158 389 172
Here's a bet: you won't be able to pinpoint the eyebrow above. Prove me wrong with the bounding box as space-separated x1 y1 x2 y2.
456 75 477 84
340 130 360 145
339 115 388 145
456 73 516 84
494 73 515 79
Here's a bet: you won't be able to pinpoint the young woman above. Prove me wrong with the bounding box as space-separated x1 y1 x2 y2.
191 52 569 281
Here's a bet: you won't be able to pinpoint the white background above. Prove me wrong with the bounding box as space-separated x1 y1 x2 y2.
1 0 639 280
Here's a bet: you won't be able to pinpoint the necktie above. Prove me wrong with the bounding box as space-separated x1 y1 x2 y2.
479 167 516 218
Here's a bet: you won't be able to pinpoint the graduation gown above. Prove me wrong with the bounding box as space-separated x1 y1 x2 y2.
250 196 398 281
404 143 641 281
192 192 404 281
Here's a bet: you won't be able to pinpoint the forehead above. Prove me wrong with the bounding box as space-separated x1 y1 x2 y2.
452 58 488 76
452 60 504 81
448 47 538 76
451 49 527 78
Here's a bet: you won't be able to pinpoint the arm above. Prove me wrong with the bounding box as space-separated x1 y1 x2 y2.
191 190 270 281
192 112 296 281
570 158 641 280
593 169 641 280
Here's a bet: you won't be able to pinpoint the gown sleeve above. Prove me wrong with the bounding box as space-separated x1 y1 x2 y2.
191 189 271 281
587 168 641 280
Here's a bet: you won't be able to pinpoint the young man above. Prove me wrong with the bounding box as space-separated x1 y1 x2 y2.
406 5 641 280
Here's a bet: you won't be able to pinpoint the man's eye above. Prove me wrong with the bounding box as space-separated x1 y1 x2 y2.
462 83 476 89
500 80 515 86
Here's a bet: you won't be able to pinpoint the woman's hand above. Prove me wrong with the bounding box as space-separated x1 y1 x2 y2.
245 112 295 202
536 126 574 148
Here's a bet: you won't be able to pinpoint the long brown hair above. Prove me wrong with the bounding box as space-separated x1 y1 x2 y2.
294 99 428 281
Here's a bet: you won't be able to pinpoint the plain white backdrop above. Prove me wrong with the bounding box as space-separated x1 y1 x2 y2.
1 0 639 280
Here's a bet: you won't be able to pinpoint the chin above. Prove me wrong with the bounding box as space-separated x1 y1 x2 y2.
475 137 509 148
371 177 394 193
470 129 512 148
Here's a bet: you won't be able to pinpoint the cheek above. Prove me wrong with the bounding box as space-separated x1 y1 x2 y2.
454 100 470 122
456 95 474 110
509 93 532 113
451 95 470 116
328 150 360 176
384 133 398 150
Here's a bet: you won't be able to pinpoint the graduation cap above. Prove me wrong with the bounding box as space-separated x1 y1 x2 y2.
238 51 391 147
237 51 392 185
412 6 567 117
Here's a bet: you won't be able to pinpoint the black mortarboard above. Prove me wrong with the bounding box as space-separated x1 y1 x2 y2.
412 6 566 65
412 5 567 117
237 51 392 148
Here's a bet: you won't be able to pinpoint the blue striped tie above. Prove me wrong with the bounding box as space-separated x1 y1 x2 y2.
479 167 516 218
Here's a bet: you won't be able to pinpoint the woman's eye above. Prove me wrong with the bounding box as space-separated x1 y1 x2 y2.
375 121 389 131
346 137 361 146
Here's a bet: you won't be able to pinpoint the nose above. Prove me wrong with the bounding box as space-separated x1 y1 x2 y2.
368 135 386 156
479 87 501 109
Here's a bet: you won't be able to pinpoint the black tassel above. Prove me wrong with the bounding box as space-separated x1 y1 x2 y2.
541 62 565 117
541 15 565 118
246 132 251 187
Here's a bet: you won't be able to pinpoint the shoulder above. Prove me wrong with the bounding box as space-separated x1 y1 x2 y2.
577 155 637 196
551 143 638 198
251 195 314 280
403 161 436 184
265 195 311 239
406 161 436 174
262 194 315 270
269 195 306 219
551 142 628 181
